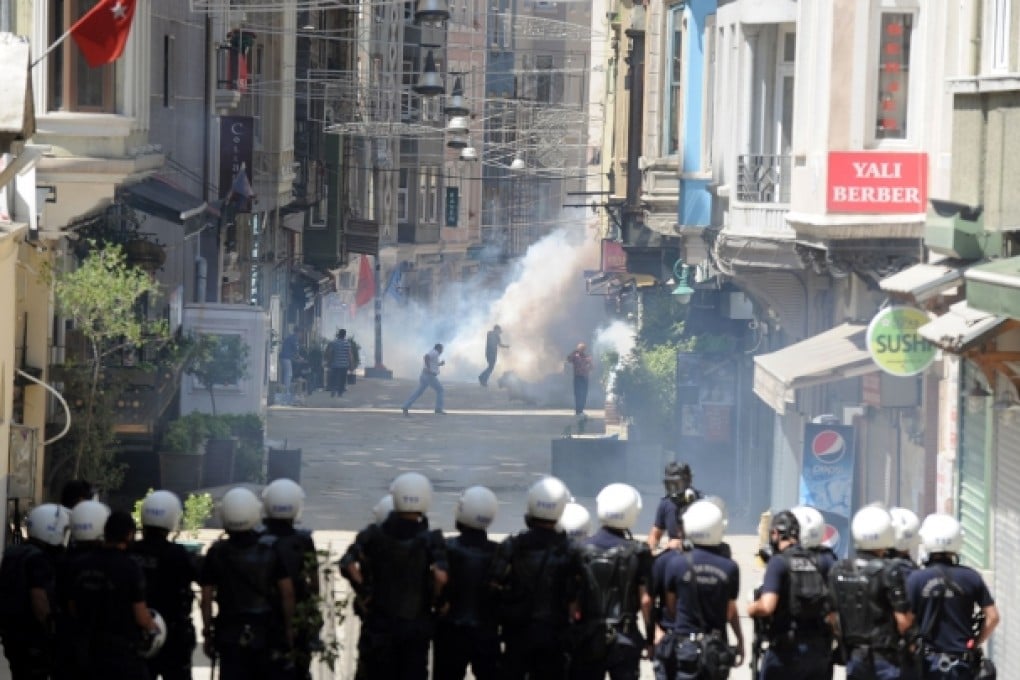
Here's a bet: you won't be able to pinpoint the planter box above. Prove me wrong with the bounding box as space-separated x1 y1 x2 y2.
267 448 301 483
159 451 204 498
203 438 237 487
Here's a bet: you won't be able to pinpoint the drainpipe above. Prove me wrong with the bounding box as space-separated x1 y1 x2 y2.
968 0 981 77
624 19 645 244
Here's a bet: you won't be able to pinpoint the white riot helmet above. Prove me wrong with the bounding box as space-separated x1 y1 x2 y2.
557 502 592 539
26 504 70 547
790 506 825 549
918 513 963 555
263 478 305 520
372 494 394 524
526 476 570 522
390 472 433 513
851 506 895 551
141 491 183 532
682 500 726 546
139 609 168 659
69 500 111 542
455 486 498 530
596 483 642 530
890 507 920 554
220 487 262 532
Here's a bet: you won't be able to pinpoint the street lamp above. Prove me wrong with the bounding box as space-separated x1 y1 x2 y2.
671 260 695 304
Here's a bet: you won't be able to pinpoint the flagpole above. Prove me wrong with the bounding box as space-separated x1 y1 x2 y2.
30 28 73 69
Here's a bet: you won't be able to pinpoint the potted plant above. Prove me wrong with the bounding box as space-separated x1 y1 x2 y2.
202 415 237 487
158 413 207 498
221 413 266 483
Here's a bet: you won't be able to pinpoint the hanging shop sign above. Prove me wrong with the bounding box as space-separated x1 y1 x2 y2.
866 305 936 376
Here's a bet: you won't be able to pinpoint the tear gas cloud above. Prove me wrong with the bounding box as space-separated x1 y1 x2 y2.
325 214 637 406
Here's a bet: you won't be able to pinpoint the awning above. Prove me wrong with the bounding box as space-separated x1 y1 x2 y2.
282 211 305 232
965 255 1020 319
121 177 207 225
753 323 877 414
292 264 329 285
879 260 966 303
918 301 1007 352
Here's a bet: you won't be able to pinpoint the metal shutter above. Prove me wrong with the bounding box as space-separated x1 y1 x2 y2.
958 363 990 568
992 412 1020 674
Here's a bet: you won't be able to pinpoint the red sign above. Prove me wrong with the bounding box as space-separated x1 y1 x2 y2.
827 152 927 214
601 239 627 273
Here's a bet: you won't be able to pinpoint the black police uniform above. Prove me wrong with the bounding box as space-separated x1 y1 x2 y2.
757 545 833 680
264 518 319 680
433 526 500 680
653 488 704 541
201 531 292 680
651 547 682 680
67 545 152 679
828 555 911 680
489 524 583 680
0 541 63 680
660 544 739 680
906 558 994 680
569 526 652 680
129 531 199 680
339 513 447 680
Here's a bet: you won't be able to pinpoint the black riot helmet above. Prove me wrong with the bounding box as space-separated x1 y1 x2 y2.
663 462 693 496
769 510 801 551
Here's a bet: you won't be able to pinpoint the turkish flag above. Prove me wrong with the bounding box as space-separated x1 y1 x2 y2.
70 0 137 68
354 255 376 310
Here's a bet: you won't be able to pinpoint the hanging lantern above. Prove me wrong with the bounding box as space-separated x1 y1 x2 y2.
415 0 450 22
445 76 469 116
413 50 444 96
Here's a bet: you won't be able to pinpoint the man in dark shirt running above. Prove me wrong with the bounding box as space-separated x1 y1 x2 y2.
478 325 509 387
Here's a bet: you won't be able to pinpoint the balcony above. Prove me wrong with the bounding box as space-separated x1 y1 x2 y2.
737 154 790 203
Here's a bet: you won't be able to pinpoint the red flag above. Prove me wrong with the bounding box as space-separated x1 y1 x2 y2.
70 0 137 68
354 255 376 309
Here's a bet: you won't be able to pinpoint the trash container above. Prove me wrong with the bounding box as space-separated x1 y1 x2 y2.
267 447 302 483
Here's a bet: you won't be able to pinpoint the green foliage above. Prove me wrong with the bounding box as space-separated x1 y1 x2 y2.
637 290 686 348
285 549 346 671
131 488 155 528
185 334 251 416
182 492 214 538
612 342 679 445
219 413 265 483
161 413 208 454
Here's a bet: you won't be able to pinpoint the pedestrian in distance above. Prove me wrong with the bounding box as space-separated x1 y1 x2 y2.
339 472 449 680
647 461 703 551
568 483 653 680
827 506 914 680
566 342 594 416
654 500 743 680
434 486 501 680
278 327 301 404
325 329 353 398
66 510 163 680
0 503 69 680
747 510 833 680
129 490 200 680
402 343 446 415
200 487 297 680
488 476 583 680
907 514 998 680
261 479 320 680
478 324 509 387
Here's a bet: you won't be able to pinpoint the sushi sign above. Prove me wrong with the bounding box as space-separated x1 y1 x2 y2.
866 306 936 377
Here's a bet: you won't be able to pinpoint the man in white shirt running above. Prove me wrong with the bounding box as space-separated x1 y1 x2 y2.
402 343 446 415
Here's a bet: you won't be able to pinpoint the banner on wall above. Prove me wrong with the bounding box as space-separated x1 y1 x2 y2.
799 422 856 558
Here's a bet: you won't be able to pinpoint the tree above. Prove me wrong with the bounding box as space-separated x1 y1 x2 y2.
186 334 250 416
53 243 168 482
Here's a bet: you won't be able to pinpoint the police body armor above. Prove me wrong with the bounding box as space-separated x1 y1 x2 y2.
830 558 900 653
444 536 496 628
363 524 436 622
497 534 572 625
0 543 45 639
580 542 643 628
270 528 316 602
212 535 281 651
131 540 193 626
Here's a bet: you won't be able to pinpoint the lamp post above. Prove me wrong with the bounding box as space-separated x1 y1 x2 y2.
671 259 694 304
365 255 393 378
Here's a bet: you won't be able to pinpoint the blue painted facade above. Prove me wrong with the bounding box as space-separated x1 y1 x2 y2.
677 0 716 228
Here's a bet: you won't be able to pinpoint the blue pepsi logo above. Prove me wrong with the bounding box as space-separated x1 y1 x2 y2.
811 430 847 465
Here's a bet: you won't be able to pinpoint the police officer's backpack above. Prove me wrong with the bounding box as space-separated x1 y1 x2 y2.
568 542 644 661
781 545 829 624
830 558 899 651
0 544 40 636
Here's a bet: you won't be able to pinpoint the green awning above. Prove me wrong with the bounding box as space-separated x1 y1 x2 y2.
965 256 1020 319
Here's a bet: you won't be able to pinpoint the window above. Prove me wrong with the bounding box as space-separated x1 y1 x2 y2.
428 168 439 223
252 44 264 143
536 56 553 102
874 12 912 141
663 5 683 156
48 0 116 112
990 0 1010 72
702 15 716 169
397 169 409 223
163 35 175 108
419 171 427 222
402 59 417 121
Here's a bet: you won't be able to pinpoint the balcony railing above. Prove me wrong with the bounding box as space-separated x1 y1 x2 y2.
737 154 791 204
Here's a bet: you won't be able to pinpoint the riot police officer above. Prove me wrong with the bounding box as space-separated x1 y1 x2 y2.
200 487 296 680
66 510 162 679
647 462 703 551
656 500 742 680
59 498 111 676
262 478 320 680
373 494 394 524
888 507 920 570
433 486 500 680
339 472 448 680
747 510 833 680
791 505 838 573
569 483 652 680
489 476 583 680
828 506 914 679
0 503 69 679
129 490 199 680
907 514 999 679
559 501 593 543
